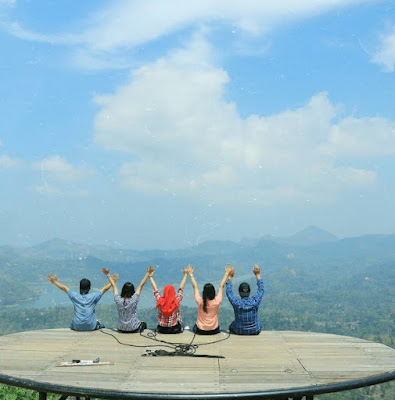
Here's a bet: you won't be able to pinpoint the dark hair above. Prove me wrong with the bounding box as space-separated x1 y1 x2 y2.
202 283 215 313
239 282 250 298
121 282 135 298
80 278 91 295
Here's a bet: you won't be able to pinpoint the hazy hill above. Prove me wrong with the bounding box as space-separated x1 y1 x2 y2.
1 226 395 306
3 226 395 273
279 225 338 246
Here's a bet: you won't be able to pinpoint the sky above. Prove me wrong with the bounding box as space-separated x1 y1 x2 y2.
1 0 395 250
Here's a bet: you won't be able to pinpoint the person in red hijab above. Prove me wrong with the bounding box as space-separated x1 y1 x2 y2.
148 266 188 333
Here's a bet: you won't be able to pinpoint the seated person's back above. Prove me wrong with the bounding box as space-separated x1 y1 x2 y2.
226 265 264 335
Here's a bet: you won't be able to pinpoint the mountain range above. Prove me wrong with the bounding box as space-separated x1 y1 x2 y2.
1 226 394 307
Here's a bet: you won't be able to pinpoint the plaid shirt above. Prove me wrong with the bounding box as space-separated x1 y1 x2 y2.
154 288 183 327
226 279 264 335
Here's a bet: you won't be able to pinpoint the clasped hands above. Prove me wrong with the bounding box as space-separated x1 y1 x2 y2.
182 263 235 277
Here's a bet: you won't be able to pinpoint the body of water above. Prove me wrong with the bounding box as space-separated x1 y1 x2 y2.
3 283 197 311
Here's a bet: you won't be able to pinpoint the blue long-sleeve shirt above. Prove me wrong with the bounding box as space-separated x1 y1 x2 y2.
226 278 264 335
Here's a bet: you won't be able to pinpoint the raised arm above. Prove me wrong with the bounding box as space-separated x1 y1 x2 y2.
100 273 119 294
148 267 158 292
136 266 154 295
102 267 118 295
251 264 264 305
218 264 233 295
179 267 188 290
187 264 199 296
47 274 69 293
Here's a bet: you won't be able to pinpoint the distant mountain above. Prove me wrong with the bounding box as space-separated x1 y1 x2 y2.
1 227 395 308
29 238 143 262
32 238 92 259
2 227 395 279
280 226 338 247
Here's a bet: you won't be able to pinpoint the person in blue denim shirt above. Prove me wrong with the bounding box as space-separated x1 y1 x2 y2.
47 272 118 331
226 264 264 335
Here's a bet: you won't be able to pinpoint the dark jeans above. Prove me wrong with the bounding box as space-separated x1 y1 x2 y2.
71 320 105 331
156 322 183 334
229 324 260 335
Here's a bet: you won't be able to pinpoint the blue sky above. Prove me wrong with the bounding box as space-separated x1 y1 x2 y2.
1 0 395 249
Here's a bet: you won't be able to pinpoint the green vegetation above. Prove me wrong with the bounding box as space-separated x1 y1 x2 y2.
0 386 59 400
0 278 41 306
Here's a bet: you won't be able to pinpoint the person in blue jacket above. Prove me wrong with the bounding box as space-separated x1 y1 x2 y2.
226 264 264 335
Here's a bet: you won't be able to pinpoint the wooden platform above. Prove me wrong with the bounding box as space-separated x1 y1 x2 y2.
0 329 394 399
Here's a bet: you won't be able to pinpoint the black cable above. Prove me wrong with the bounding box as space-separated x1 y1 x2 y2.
99 327 230 358
139 328 199 356
140 328 197 349
193 330 232 346
99 328 175 350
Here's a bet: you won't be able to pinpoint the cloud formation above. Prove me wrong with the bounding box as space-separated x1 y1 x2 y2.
372 27 395 72
3 0 369 68
32 155 94 196
0 154 24 168
93 37 392 205
76 0 367 51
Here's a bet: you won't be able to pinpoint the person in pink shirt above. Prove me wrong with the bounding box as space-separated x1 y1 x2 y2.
187 264 233 335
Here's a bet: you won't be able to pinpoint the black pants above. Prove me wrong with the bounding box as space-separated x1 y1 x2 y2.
118 321 147 333
193 324 220 335
156 322 183 334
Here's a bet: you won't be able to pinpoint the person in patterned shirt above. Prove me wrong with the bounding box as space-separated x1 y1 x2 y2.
148 266 188 334
102 266 153 333
226 264 264 335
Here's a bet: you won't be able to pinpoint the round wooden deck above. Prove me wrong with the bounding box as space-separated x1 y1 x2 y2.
0 329 394 399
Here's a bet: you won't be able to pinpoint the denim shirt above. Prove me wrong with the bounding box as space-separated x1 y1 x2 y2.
68 290 102 331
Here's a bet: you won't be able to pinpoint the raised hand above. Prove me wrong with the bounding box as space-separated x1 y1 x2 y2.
47 274 57 283
147 265 155 276
253 265 260 275
112 273 119 282
102 267 110 275
225 264 233 274
187 264 194 275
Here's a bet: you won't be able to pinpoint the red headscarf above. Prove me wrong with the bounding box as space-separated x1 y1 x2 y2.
156 285 179 318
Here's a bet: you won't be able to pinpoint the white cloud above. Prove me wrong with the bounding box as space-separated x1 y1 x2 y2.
4 21 78 45
0 154 24 168
371 28 395 72
319 116 395 157
32 155 95 184
34 183 62 197
93 37 392 205
4 0 369 65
